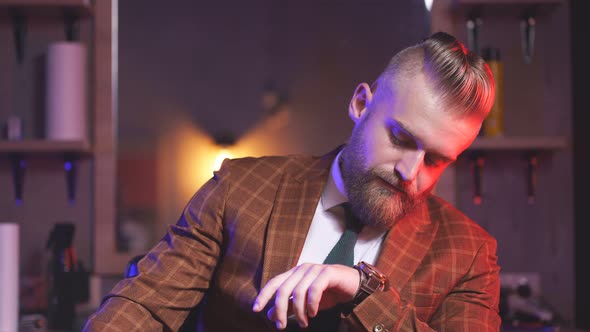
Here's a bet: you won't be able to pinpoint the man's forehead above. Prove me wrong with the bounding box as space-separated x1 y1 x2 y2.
381 84 480 159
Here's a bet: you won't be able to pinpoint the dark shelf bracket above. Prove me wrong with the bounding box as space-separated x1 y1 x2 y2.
466 14 482 55
471 154 485 205
526 154 538 204
63 10 80 41
520 13 536 64
11 154 26 205
64 154 78 204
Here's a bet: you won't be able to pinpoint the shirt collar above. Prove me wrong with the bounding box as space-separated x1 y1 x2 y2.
321 149 349 210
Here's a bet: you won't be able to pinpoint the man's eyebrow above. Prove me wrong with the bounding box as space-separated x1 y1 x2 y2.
391 119 456 163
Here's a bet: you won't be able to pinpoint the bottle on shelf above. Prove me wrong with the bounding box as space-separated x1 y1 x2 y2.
482 47 505 137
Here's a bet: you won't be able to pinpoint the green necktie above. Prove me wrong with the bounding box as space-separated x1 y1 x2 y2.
306 203 363 331
323 202 363 266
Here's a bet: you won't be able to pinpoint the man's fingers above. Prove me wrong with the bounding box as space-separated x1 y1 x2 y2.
253 263 359 329
266 306 285 330
270 264 312 328
252 270 293 312
305 268 332 317
291 265 324 323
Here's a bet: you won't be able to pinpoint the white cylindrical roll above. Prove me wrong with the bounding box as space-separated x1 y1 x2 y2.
0 223 19 332
46 42 87 141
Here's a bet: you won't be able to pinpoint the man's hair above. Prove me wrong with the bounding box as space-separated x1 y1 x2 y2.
377 31 495 120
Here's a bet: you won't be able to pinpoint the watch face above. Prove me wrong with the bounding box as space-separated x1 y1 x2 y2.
361 262 383 277
359 261 389 291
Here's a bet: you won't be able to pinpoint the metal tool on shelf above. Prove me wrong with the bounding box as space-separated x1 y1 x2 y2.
11 10 26 65
472 154 485 205
5 151 80 204
64 154 78 204
520 14 536 64
526 154 538 204
11 154 26 205
466 15 483 55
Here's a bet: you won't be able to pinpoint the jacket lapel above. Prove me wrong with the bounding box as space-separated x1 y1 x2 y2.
258 145 438 293
376 199 439 293
260 153 337 287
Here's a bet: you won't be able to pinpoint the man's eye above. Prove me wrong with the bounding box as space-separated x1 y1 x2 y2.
425 155 449 167
424 155 439 166
389 130 411 146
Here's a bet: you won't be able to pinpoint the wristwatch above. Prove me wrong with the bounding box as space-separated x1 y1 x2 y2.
351 261 389 306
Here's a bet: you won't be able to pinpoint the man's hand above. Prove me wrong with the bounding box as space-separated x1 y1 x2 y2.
251 263 360 330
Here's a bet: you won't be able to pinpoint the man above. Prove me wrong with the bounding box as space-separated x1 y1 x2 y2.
84 31 500 331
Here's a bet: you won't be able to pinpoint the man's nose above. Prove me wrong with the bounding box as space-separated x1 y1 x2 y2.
395 149 425 182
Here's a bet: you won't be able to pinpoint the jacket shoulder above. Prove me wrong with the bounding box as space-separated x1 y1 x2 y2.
220 152 334 180
427 195 496 245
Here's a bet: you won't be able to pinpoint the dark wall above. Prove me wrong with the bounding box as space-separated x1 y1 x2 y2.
117 0 431 154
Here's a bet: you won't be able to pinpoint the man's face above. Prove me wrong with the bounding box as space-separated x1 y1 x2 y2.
341 73 481 229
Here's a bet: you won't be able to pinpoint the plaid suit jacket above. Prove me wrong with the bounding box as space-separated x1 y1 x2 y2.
84 148 501 331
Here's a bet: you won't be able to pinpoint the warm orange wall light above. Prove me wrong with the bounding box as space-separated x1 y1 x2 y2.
213 148 233 172
157 105 293 221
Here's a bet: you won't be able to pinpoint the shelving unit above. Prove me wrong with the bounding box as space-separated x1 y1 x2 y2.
452 0 564 15
0 0 120 276
432 0 574 324
0 0 92 18
432 0 570 204
468 136 568 151
0 0 90 5
0 140 92 155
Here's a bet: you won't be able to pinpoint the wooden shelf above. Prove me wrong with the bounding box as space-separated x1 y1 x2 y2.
453 0 564 17
456 0 563 4
0 139 92 155
0 0 92 18
467 136 568 151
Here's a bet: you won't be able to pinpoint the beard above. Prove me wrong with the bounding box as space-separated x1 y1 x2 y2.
341 136 432 230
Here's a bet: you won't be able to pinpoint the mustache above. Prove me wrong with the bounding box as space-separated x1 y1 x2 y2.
371 169 412 195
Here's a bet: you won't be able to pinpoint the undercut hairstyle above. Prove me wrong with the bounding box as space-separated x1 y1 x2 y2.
377 31 495 120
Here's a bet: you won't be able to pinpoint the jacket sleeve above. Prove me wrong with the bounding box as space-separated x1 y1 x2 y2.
83 162 232 331
345 237 501 332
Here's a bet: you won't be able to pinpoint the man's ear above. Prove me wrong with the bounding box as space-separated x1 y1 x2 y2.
348 83 374 124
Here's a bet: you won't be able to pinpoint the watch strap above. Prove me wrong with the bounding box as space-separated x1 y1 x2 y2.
351 262 387 305
352 265 372 305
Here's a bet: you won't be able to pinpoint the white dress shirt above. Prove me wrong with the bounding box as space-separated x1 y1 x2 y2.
296 151 387 266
